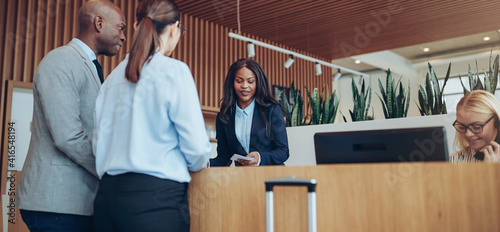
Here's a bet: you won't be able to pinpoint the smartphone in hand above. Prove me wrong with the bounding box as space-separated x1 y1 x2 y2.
474 127 500 160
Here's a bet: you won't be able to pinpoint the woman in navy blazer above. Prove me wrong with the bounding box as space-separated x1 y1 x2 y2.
210 58 289 166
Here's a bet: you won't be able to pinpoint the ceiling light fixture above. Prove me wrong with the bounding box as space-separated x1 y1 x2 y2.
333 68 342 81
483 36 491 41
354 59 361 64
315 62 322 76
423 47 430 52
284 54 295 68
247 42 255 57
228 32 370 77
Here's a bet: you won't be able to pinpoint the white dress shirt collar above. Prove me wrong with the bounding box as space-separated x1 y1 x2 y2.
72 38 97 61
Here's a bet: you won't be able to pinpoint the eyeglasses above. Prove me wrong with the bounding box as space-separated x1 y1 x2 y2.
178 22 186 37
453 116 495 134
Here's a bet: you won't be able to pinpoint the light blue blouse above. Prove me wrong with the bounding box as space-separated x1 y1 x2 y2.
93 52 211 182
235 99 255 154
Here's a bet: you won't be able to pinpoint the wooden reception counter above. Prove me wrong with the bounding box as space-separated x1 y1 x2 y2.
188 163 500 232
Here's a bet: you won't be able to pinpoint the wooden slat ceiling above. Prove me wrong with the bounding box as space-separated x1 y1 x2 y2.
176 0 500 60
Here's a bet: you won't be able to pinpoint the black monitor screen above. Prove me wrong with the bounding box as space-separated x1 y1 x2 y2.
314 126 448 164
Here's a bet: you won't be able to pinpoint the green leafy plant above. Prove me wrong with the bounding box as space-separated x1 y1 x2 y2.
276 82 303 127
321 86 340 124
345 78 372 122
377 69 410 119
304 85 340 125
416 62 450 116
459 52 499 94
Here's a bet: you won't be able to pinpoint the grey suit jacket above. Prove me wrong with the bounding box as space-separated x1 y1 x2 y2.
17 40 101 216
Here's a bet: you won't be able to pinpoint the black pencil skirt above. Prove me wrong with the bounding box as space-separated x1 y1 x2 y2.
93 172 190 232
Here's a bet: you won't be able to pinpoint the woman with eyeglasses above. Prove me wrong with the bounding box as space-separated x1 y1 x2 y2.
450 90 500 163
92 0 210 231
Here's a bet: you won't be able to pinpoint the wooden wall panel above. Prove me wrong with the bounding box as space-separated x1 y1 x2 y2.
12 1 25 83
0 0 5 71
0 0 332 188
22 0 35 83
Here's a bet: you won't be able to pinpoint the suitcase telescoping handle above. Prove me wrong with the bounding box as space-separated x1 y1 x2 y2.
265 177 317 232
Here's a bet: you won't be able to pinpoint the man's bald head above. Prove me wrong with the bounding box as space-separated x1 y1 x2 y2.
76 0 126 56
77 0 122 34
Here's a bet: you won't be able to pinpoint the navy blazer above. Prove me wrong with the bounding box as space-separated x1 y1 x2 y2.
210 103 289 166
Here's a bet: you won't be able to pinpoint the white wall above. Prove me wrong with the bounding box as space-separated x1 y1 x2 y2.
9 87 34 170
336 69 420 123
335 49 500 123
414 49 500 79
285 114 457 166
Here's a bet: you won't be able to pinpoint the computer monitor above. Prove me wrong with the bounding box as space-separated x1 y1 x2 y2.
314 126 449 164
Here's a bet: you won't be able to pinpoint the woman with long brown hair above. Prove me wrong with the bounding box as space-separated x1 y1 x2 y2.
210 58 289 166
92 0 210 231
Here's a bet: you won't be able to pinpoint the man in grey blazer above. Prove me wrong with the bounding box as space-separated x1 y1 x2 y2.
17 1 126 231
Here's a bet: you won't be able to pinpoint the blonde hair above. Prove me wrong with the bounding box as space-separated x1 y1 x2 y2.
454 90 500 152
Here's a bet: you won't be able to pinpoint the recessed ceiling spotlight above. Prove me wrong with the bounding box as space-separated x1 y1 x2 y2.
423 47 430 52
354 59 361 64
483 36 491 41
